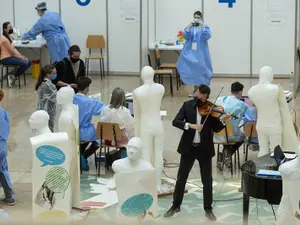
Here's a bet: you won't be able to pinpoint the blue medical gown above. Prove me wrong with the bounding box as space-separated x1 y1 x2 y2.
73 94 105 142
244 107 258 144
215 96 249 142
0 108 13 191
177 25 213 86
22 11 70 64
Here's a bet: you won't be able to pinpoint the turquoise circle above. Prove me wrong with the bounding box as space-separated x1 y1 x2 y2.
121 193 153 217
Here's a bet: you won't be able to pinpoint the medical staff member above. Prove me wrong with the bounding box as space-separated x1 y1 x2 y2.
73 77 105 171
177 11 213 97
22 2 70 64
0 89 15 206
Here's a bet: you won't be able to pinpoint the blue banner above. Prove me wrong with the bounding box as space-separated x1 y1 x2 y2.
219 0 236 8
76 0 91 6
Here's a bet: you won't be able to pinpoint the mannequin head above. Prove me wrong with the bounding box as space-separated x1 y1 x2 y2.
56 86 75 105
141 66 154 84
259 66 273 84
126 137 142 161
29 110 50 133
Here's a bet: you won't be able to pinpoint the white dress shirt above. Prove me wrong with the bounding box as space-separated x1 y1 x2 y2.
184 108 201 143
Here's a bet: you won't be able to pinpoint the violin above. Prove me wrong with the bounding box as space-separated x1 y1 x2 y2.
198 101 239 120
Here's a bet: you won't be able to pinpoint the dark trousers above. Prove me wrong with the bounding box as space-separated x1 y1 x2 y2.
80 141 99 159
0 172 12 199
173 146 213 210
1 57 32 77
224 141 244 156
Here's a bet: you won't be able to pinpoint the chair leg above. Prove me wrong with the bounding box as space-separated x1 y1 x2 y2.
234 151 236 164
18 76 21 89
87 59 90 77
6 67 9 87
231 154 233 176
94 152 98 170
169 74 173 97
101 58 105 77
237 149 240 168
0 67 3 88
245 145 249 162
243 143 246 154
99 59 102 80
97 147 102 177
24 73 26 86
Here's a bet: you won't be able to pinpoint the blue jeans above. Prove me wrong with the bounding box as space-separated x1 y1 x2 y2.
1 57 32 78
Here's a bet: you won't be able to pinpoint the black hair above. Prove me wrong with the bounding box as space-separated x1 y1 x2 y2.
68 45 81 56
194 11 203 19
197 84 210 98
35 64 55 91
110 87 126 109
2 22 12 43
231 82 244 93
77 77 92 91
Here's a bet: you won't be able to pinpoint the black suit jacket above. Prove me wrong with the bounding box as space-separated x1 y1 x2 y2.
173 100 225 158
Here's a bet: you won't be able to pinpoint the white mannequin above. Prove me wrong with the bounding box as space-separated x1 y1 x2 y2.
133 66 165 191
277 146 300 224
57 86 80 208
29 110 52 135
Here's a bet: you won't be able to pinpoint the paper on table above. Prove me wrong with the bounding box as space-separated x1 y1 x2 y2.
257 169 281 177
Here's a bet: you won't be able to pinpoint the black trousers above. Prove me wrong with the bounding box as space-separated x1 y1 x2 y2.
80 141 99 159
224 141 244 156
173 146 213 210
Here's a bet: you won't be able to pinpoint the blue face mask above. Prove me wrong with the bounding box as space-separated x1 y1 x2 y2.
193 18 201 24
51 73 57 81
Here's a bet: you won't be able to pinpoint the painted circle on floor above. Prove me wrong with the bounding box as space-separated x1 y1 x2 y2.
121 193 153 217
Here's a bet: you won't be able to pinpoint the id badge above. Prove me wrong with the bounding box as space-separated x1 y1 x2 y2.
192 42 197 50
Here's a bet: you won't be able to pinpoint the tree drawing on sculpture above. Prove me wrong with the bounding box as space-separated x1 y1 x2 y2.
121 193 153 224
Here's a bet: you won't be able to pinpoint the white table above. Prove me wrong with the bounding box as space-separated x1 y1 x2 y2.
149 43 183 51
13 39 47 66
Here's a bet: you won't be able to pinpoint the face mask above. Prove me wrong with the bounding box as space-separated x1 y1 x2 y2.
50 73 57 81
193 18 201 24
8 29 13 34
194 97 204 107
71 57 80 63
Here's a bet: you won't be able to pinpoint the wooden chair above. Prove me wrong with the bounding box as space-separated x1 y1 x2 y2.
96 122 122 177
244 122 259 162
154 45 181 90
214 119 240 175
85 35 105 79
148 53 174 96
0 48 26 89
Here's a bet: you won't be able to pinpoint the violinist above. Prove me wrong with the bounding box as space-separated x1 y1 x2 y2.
164 84 230 221
215 82 249 169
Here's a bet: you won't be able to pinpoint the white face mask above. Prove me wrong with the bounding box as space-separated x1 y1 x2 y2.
193 18 201 24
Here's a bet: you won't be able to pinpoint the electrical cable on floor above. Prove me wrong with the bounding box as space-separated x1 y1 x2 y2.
163 158 244 202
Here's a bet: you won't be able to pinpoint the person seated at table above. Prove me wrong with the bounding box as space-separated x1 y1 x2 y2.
215 82 249 169
53 45 85 92
0 22 32 87
100 87 135 147
73 77 105 171
244 106 259 151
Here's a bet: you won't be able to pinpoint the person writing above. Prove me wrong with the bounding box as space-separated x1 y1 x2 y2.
73 77 105 171
0 22 32 87
22 2 70 64
0 89 15 206
53 45 86 92
100 87 134 147
177 11 213 97
35 65 57 132
164 85 230 221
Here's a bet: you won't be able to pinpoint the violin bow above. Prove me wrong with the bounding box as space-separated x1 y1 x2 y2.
200 87 224 130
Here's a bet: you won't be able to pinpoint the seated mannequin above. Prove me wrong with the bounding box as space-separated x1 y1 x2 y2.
248 66 298 156
29 110 52 135
108 137 153 189
277 146 300 224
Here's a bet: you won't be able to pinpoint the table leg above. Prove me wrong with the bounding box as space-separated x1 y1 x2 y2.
243 193 250 225
40 48 43 67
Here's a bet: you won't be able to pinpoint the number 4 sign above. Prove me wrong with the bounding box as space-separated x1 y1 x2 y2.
219 0 236 8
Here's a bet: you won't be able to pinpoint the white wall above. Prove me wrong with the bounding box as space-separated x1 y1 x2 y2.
0 0 14 32
205 0 251 74
61 0 107 73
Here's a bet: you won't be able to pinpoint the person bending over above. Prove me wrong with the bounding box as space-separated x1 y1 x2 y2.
1 22 32 87
53 45 85 92
215 82 249 169
164 85 230 221
73 77 105 171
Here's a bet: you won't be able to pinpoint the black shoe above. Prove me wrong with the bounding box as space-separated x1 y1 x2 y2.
0 198 16 206
205 209 217 221
164 206 180 218
217 152 223 171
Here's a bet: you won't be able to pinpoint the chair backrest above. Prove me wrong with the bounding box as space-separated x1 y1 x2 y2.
244 122 258 138
154 45 161 67
214 119 234 144
147 53 152 67
86 35 105 49
96 122 122 142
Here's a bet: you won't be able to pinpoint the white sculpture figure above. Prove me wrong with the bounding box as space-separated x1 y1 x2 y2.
248 66 298 157
29 110 52 135
108 137 154 189
133 66 165 191
57 86 80 208
277 146 300 224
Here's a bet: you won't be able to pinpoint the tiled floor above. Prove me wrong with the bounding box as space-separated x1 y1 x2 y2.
0 75 298 224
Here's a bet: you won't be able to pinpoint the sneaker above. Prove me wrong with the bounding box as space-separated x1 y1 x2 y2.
0 198 16 206
81 155 89 171
7 75 13 88
224 156 232 168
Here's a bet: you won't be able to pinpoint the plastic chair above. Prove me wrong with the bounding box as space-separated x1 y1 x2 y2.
214 119 241 175
85 35 105 79
148 53 174 97
96 122 122 177
154 44 180 90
